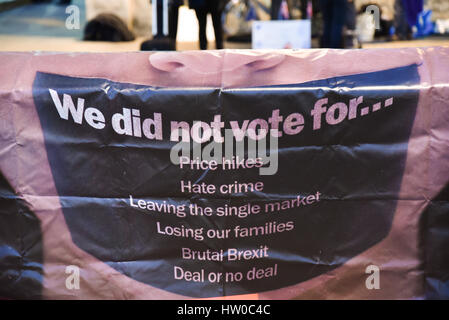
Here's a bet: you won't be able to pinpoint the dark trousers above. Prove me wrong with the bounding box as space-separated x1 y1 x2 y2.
169 3 181 41
319 0 347 48
394 0 411 39
194 3 223 50
271 0 282 19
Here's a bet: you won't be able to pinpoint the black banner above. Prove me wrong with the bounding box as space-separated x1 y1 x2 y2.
30 64 420 298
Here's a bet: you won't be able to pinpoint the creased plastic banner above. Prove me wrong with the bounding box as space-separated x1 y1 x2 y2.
31 65 419 298
0 49 448 300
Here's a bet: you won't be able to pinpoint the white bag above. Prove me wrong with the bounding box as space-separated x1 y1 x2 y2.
356 12 376 43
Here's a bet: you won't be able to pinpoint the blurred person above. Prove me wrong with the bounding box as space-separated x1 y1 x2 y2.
84 13 135 42
141 0 176 51
394 0 423 40
271 0 309 20
189 0 224 50
319 0 347 48
300 0 311 19
394 0 412 40
403 0 423 31
344 0 358 48
271 0 283 20
169 0 184 42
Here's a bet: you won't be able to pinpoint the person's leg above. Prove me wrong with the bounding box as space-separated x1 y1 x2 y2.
300 0 308 19
195 7 208 50
329 0 346 48
210 2 224 49
271 0 282 20
344 0 356 48
345 0 356 30
394 0 408 39
169 3 181 41
319 0 332 47
403 0 423 30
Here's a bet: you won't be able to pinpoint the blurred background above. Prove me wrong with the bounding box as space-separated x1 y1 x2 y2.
0 0 448 51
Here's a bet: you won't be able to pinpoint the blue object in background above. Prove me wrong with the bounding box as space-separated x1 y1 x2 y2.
415 9 434 37
0 0 85 38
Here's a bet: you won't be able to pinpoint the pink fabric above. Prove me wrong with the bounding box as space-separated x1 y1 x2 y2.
0 48 448 299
